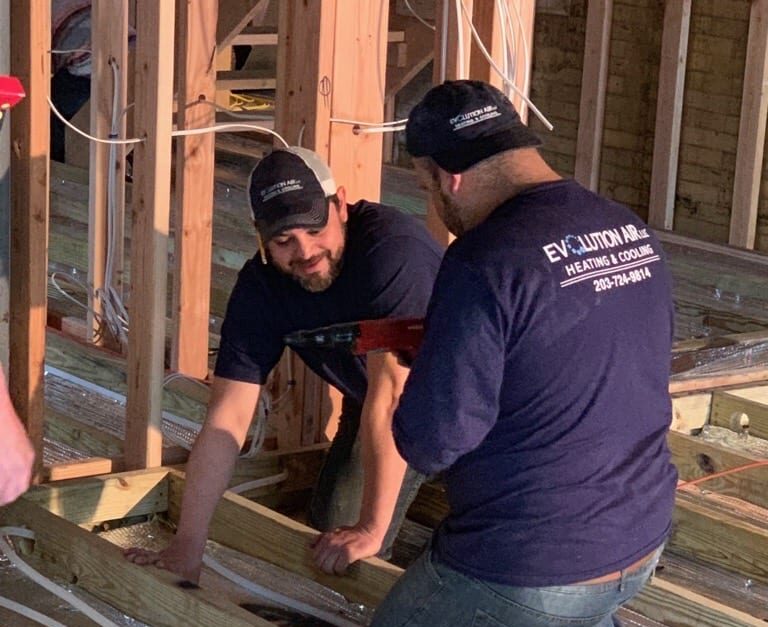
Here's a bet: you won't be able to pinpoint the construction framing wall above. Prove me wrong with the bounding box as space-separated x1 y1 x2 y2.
4 1 768 625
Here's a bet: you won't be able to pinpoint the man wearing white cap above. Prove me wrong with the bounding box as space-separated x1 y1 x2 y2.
126 147 442 580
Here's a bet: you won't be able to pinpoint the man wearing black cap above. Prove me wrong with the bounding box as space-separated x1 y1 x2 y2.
125 147 442 580
372 81 677 626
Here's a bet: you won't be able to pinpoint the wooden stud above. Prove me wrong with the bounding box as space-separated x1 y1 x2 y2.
125 1 176 469
729 0 768 249
9 0 50 481
171 0 218 379
469 0 505 91
647 0 691 231
427 0 475 246
88 0 129 345
574 0 613 191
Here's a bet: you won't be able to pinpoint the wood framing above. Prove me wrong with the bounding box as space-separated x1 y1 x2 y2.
647 0 691 231
0 468 400 624
5 466 768 626
469 0 505 91
8 0 50 480
574 0 613 191
87 0 129 344
426 0 475 245
125 2 176 469
729 0 768 249
171 0 218 379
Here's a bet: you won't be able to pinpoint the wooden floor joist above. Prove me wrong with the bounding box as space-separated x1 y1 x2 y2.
0 468 401 625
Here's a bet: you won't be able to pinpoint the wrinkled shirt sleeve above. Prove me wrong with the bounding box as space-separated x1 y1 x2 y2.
393 255 506 475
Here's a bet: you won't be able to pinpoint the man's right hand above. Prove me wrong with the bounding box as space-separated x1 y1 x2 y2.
123 538 204 584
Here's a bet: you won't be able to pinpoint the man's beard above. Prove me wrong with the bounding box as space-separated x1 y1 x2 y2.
294 250 344 292
268 228 346 293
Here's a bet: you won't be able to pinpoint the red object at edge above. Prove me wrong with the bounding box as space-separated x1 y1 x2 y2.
0 76 26 110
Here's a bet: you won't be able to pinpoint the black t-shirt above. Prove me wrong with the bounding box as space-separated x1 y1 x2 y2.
215 200 443 402
394 179 678 586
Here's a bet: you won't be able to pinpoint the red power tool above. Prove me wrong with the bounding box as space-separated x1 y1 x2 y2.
284 317 425 357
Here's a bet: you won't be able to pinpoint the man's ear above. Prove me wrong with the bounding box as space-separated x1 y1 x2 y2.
438 169 463 195
335 185 348 222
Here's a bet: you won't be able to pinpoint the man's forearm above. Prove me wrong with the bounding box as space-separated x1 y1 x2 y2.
357 410 408 539
174 422 243 549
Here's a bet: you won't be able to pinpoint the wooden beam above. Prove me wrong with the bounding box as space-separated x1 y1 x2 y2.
22 467 168 526
629 577 766 627
729 0 768 249
574 0 613 191
125 1 176 469
46 328 208 423
172 0 218 379
168 470 402 608
216 0 271 51
647 0 691 230
710 389 768 439
668 430 768 510
0 496 268 626
9 0 50 481
669 367 768 394
88 0 129 344
672 488 768 586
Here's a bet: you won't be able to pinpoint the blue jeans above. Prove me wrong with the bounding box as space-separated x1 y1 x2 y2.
308 397 426 559
371 545 663 627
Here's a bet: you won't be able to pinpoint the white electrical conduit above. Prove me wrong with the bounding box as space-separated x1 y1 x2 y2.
200 553 360 627
0 527 121 627
458 0 553 131
229 471 288 494
0 597 69 627
404 0 435 30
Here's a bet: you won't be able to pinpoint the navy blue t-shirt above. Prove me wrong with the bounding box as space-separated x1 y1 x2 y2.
393 179 678 586
215 201 443 403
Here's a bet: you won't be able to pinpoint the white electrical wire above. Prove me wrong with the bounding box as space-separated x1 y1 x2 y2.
171 123 289 147
331 117 407 127
404 0 436 30
458 0 553 131
355 124 406 134
229 471 288 494
0 528 121 627
200 553 360 627
0 597 69 627
48 95 144 145
439 0 449 82
454 0 466 79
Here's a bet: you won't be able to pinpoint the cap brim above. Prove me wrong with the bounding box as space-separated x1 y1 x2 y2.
256 196 330 241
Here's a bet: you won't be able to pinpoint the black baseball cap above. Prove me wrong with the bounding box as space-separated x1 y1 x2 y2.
406 80 542 173
248 147 337 242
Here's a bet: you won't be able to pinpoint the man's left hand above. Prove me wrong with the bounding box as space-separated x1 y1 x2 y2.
310 524 384 575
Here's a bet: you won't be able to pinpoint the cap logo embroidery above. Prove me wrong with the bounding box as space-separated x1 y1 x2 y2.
449 105 500 131
260 178 303 202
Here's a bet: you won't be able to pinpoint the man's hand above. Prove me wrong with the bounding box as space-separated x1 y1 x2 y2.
124 538 204 584
0 410 34 506
310 524 385 575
